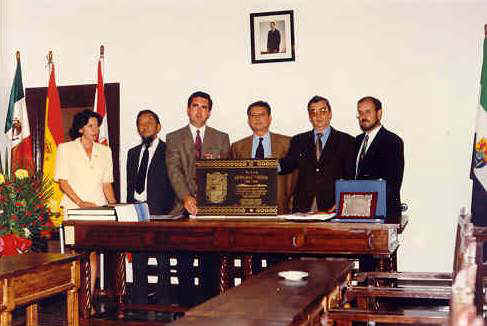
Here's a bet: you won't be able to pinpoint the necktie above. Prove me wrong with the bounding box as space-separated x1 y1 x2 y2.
255 137 264 159
359 134 369 164
135 146 149 194
315 133 323 160
195 130 202 159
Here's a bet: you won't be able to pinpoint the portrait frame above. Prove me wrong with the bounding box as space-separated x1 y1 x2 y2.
250 10 295 64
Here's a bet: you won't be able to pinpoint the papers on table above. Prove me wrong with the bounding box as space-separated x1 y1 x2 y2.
281 212 337 222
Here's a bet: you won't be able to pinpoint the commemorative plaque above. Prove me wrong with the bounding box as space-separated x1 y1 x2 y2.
195 159 278 216
338 192 378 218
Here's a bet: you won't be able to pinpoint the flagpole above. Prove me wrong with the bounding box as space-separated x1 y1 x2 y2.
46 51 65 254
98 45 106 293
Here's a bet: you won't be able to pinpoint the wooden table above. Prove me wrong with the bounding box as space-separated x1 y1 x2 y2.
172 258 353 326
0 252 81 326
63 216 407 321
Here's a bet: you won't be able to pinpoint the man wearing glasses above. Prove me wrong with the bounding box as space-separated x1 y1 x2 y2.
230 101 295 214
279 95 355 213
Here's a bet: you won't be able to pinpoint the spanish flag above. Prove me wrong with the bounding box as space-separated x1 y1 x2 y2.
43 62 64 227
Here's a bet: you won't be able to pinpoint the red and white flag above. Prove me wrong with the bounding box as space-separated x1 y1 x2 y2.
94 48 109 145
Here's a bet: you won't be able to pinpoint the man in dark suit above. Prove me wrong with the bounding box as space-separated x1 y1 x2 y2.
279 96 355 212
166 91 230 216
267 21 281 53
354 96 404 219
127 110 176 215
231 101 295 214
126 109 176 305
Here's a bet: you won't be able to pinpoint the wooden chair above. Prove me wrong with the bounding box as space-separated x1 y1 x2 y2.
326 212 476 325
472 223 487 314
449 241 483 325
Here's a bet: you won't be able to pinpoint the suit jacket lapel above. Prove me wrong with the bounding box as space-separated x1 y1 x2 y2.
270 133 280 158
363 127 384 162
202 126 213 154
182 125 195 158
148 140 163 173
132 145 142 170
305 130 316 161
243 136 253 157
320 127 336 164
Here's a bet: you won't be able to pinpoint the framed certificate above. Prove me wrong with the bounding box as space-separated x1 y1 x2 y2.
338 192 378 218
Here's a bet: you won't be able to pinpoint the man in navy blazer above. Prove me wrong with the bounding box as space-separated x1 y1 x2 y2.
127 110 176 215
354 96 404 219
279 96 355 212
126 110 176 305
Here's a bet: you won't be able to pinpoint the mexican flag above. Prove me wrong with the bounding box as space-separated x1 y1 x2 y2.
4 54 34 172
471 25 487 225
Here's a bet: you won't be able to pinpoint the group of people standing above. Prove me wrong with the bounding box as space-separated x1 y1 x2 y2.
53 90 404 304
54 90 405 222
121 91 404 220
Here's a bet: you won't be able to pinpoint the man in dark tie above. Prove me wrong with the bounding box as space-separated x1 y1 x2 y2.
127 110 176 214
279 96 355 212
354 96 404 219
231 101 295 214
126 109 176 305
166 91 230 216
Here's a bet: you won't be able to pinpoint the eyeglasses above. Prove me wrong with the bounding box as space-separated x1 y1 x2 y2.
308 107 329 116
249 112 269 118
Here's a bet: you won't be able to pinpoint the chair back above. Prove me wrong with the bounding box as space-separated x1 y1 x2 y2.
452 212 473 279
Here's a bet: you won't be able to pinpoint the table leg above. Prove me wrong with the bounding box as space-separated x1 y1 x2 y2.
0 311 12 326
67 288 79 326
242 255 253 281
114 252 127 319
78 252 92 319
218 255 231 293
26 303 38 326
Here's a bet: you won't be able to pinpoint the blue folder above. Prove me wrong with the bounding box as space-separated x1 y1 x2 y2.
335 179 387 218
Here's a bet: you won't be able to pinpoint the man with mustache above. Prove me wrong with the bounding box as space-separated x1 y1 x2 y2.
126 109 176 305
354 96 404 219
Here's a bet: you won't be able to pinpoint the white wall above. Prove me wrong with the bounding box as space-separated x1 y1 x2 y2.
1 0 486 272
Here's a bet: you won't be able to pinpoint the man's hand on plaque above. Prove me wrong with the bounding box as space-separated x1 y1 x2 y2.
183 195 198 216
202 152 220 159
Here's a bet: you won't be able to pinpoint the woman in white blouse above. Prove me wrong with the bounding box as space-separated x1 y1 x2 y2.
55 109 116 308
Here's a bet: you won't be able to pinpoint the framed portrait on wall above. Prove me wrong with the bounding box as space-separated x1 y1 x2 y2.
250 10 295 64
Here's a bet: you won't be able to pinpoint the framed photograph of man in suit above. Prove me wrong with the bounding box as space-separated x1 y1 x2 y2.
250 10 295 64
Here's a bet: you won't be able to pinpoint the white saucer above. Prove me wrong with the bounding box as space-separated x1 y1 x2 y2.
278 270 309 281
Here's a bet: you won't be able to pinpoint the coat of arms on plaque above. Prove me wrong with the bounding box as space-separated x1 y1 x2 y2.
206 172 228 203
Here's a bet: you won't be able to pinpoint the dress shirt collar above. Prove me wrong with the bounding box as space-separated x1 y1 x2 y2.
252 132 271 158
189 124 206 142
313 127 331 148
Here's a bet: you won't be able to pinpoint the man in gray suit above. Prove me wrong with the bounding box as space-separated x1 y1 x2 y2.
166 91 230 306
166 91 230 216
